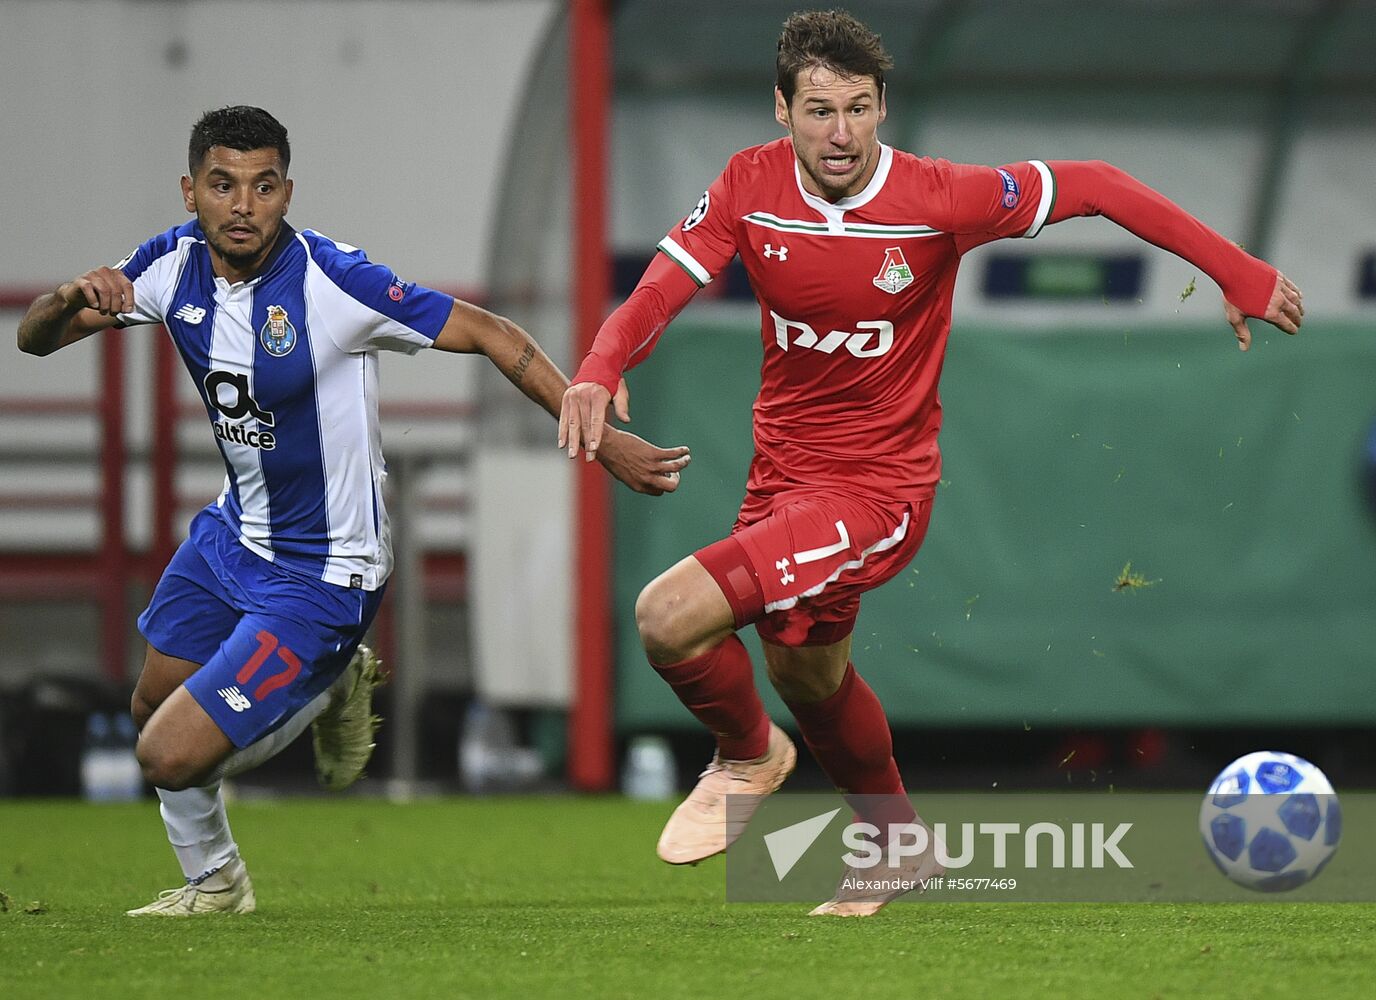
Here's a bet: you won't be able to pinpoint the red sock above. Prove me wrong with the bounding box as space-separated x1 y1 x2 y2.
652 635 770 760
785 664 916 834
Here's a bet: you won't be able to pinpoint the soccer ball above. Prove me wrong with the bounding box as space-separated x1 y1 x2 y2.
1199 751 1341 892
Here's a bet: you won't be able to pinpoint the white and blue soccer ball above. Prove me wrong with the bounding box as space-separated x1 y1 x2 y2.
1199 751 1341 892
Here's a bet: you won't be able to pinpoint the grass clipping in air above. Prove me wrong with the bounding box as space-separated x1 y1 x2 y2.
1113 561 1158 593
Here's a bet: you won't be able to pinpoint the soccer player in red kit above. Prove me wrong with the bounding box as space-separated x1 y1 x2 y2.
560 10 1304 916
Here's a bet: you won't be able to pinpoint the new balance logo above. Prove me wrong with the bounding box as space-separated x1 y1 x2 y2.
173 304 207 325
763 243 789 261
218 686 251 712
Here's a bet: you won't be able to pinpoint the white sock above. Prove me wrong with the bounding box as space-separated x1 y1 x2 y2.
157 783 238 885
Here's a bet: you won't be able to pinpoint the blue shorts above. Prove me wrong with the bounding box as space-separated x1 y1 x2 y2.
138 507 385 748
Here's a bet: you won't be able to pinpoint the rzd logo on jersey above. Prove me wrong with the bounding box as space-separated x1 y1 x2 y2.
771 311 894 358
872 246 914 294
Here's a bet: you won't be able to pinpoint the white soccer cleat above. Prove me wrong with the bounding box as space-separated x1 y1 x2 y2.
125 857 256 916
312 644 387 792
656 721 797 865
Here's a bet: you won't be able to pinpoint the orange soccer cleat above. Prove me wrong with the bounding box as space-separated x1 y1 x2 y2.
656 721 797 865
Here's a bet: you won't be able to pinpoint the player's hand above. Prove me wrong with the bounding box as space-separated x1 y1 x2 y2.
595 427 690 496
58 266 136 318
1224 271 1303 352
559 380 613 461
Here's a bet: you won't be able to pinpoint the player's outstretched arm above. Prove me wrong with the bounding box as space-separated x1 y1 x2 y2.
432 299 570 419
17 267 136 356
1044 160 1305 348
431 299 689 494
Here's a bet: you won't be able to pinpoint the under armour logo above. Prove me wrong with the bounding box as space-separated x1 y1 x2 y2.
173 303 207 325
763 243 789 261
218 686 251 713
776 557 795 586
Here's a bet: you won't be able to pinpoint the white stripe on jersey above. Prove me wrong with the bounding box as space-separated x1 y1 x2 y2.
743 212 944 239
116 236 198 327
657 235 712 287
299 254 410 587
1024 160 1055 239
209 283 274 558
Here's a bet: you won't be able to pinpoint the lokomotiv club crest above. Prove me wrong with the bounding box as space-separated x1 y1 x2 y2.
872 246 914 294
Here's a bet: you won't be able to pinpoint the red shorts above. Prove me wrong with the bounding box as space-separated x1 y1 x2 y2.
696 489 932 648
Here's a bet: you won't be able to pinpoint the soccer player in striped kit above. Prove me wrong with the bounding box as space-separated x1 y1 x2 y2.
18 106 690 915
560 10 1304 915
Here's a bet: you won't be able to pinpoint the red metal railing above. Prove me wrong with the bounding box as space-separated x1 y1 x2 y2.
1 288 129 682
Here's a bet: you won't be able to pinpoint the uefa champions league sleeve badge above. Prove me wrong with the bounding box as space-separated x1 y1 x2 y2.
260 304 298 357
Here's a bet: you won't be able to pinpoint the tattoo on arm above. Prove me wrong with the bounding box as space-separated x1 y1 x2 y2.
510 342 536 385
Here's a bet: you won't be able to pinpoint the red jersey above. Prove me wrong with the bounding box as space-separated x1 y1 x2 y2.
575 138 1276 503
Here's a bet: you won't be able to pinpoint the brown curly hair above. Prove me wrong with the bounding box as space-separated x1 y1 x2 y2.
775 9 893 105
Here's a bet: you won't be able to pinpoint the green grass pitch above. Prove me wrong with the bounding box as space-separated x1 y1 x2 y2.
2 797 1373 999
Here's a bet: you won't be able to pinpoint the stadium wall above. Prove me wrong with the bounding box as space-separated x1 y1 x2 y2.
0 0 560 553
613 318 1376 728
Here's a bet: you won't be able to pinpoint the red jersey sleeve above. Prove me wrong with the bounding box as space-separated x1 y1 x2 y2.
572 253 699 394
1045 159 1276 317
573 164 740 394
928 159 1057 242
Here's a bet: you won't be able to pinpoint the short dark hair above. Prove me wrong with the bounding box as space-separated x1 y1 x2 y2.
776 9 893 106
188 106 290 176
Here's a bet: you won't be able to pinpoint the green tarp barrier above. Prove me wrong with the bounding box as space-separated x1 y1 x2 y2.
614 321 1376 727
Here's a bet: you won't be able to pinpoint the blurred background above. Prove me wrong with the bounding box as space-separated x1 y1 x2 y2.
2 0 1374 804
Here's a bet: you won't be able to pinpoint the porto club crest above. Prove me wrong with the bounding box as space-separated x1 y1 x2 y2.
872 247 914 294
260 304 297 357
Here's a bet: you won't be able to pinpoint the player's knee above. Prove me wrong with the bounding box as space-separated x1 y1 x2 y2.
636 578 690 665
136 738 205 791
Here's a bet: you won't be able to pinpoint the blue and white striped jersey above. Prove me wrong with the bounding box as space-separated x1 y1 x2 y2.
116 220 454 590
